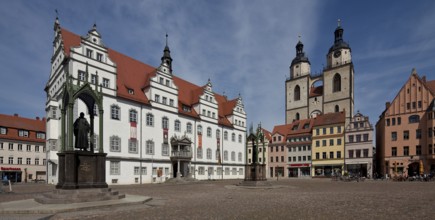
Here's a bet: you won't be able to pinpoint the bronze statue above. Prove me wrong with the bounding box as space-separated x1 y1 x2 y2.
74 112 90 151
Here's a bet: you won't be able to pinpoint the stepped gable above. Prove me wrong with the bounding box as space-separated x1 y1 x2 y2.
0 114 46 143
59 27 238 127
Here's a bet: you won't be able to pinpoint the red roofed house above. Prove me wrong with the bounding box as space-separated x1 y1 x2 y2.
0 114 46 183
45 18 247 184
376 70 435 178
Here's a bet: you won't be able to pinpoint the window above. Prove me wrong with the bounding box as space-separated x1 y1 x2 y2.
197 125 202 135
416 129 422 139
26 158 31 164
392 118 396 126
337 138 342 145
337 151 341 159
206 148 212 159
155 94 160 103
356 135 361 142
323 128 326 135
416 145 422 155
18 144 22 151
110 136 121 152
8 143 13 150
330 127 334 134
146 140 154 155
404 146 409 156
238 152 242 162
294 85 300 101
134 167 140 175
349 135 354 143
409 115 420 123
406 103 410 110
186 123 192 133
26 145 31 151
429 144 433 154
111 105 120 120
316 153 319 159
322 152 327 159
398 117 401 125
174 120 181 132
162 117 169 129
91 74 97 84
392 147 397 156
9 157 13 164
232 133 236 142
224 151 228 161
330 152 334 159
197 148 203 159
0 127 7 134
78 70 85 81
103 78 110 88
224 131 228 140
35 158 39 165
337 126 342 133
165 79 170 86
281 156 285 162
86 48 93 58
128 139 137 153
159 77 164 84
412 102 416 109
96 53 103 61
162 97 167 105
363 149 369 157
404 130 409 140
231 151 236 161
392 132 397 141
316 129 319 135
198 167 205 175
333 73 341 92
363 134 369 141
146 113 154 126
110 161 120 175
335 105 339 113
349 150 354 158
0 157 3 164
329 139 334 146
429 128 433 138
322 140 326 146
216 150 220 160
238 134 242 143
162 144 169 156
169 99 174 106
35 146 40 152
18 130 29 137
37 132 46 139
129 110 137 122
356 150 361 158
216 129 221 138
207 127 212 137
17 157 22 164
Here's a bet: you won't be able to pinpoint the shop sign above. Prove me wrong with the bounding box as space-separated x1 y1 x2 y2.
1 167 21 171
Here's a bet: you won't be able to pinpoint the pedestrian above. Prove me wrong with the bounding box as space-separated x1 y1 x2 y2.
2 175 8 185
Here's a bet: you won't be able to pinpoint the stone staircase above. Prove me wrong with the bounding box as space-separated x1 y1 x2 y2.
34 188 125 204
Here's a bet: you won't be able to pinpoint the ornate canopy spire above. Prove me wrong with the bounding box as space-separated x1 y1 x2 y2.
161 33 173 73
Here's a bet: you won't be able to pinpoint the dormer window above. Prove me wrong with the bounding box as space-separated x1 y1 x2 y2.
159 77 164 84
19 130 29 137
0 127 7 135
165 80 170 86
86 49 93 58
182 105 191 112
37 132 46 139
128 89 134 95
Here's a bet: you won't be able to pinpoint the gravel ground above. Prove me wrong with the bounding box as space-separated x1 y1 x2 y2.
1 179 435 220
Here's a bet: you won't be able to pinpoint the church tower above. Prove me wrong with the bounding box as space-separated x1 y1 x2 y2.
323 20 354 124
285 38 311 123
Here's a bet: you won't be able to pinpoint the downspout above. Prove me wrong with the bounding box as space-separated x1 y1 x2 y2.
139 105 143 184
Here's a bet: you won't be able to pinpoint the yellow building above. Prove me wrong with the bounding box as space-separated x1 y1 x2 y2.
311 112 345 177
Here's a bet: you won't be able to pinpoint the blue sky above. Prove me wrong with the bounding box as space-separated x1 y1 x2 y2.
1 0 435 131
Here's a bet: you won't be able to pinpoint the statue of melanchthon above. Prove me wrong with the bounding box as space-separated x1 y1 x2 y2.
74 112 90 151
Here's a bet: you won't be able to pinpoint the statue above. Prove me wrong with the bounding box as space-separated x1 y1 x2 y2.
74 112 90 151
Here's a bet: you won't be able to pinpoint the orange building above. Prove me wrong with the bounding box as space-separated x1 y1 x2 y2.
376 69 435 177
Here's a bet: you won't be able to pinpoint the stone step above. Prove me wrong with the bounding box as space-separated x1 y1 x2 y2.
34 188 125 204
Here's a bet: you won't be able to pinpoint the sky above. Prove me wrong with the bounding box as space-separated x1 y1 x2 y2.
1 0 435 132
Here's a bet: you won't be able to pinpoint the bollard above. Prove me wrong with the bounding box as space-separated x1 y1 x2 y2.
8 180 12 192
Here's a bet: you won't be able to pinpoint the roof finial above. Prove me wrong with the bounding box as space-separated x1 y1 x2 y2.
166 33 168 47
298 34 301 42
93 22 97 30
337 19 341 27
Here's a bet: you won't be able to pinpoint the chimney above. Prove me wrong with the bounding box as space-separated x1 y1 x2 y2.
36 117 40 120
422 76 426 83
385 102 391 109
14 113 18 117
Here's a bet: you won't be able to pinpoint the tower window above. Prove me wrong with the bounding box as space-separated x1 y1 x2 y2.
335 105 339 113
333 73 341 92
294 85 300 101
295 113 300 121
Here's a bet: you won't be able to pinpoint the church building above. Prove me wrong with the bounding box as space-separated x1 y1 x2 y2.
45 18 247 184
285 21 354 125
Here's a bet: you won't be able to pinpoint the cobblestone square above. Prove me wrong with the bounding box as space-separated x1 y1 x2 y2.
1 179 435 219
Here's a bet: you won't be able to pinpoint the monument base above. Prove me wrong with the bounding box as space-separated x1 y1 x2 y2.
244 163 267 181
56 151 108 190
34 188 125 204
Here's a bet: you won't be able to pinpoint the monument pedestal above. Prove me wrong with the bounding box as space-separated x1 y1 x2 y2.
56 151 108 189
238 163 270 187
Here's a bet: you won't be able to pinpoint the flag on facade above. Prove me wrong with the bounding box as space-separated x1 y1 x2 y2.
130 122 137 139
198 133 202 149
163 128 168 144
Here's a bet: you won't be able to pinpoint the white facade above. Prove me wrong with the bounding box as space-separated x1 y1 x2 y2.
45 20 246 184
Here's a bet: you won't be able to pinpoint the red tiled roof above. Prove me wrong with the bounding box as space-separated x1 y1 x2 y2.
313 111 345 127
272 124 292 137
287 118 313 136
59 27 237 127
262 128 272 141
0 114 46 143
309 86 323 97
